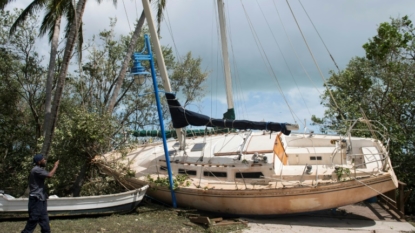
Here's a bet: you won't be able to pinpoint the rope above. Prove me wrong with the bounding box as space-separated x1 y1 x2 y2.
225 2 248 119
272 1 322 96
240 0 297 124
256 0 312 118
121 0 132 32
353 177 396 203
164 7 181 63
298 0 341 73
286 0 344 121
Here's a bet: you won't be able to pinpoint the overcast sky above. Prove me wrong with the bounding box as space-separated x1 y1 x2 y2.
5 0 415 132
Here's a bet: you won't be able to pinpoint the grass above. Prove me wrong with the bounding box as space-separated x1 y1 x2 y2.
0 199 247 233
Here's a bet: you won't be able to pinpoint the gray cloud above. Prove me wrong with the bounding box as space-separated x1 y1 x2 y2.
5 0 415 129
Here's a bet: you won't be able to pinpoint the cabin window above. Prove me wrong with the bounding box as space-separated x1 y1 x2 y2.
178 169 197 176
235 172 264 179
203 171 227 177
310 156 322 161
160 166 168 171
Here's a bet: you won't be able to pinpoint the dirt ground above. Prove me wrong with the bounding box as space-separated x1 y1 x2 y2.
1 199 414 233
0 200 247 233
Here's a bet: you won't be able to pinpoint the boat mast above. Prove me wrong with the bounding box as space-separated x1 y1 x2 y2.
142 0 184 149
217 0 235 120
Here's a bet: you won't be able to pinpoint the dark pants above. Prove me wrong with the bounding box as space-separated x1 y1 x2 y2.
21 196 50 233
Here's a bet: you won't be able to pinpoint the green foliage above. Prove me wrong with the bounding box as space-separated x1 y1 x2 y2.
0 9 48 196
50 108 118 196
147 174 191 190
334 167 350 181
314 16 415 213
0 9 208 198
170 52 209 107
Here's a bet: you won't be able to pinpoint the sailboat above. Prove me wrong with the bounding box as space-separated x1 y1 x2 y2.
102 0 398 216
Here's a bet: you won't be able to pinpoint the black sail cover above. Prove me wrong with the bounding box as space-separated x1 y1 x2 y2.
166 93 292 135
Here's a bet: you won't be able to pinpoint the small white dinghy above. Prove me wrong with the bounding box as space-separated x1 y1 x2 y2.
0 185 148 219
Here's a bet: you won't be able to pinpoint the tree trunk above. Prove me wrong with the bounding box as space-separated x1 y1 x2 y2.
42 16 61 138
106 11 146 113
71 162 88 197
41 0 88 158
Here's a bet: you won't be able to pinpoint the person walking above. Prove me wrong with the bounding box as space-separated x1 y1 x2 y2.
21 154 59 233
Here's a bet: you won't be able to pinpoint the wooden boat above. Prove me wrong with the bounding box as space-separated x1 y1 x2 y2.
100 0 398 216
107 120 397 216
0 185 148 219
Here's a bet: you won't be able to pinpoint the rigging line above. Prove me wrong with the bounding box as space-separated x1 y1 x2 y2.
164 8 181 63
273 1 322 96
285 0 344 121
122 0 132 32
242 3 287 115
241 0 295 121
225 0 247 119
256 0 312 119
298 0 340 73
352 177 395 203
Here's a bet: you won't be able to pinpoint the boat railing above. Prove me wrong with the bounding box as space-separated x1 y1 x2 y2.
237 132 251 160
299 164 311 184
345 118 389 149
347 152 387 171
330 146 340 166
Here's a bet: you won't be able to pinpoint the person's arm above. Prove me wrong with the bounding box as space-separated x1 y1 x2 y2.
47 160 59 178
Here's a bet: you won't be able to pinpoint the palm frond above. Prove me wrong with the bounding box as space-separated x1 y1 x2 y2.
9 0 48 35
155 0 166 36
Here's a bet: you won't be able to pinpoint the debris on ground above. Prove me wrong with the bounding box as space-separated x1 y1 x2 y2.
188 215 248 228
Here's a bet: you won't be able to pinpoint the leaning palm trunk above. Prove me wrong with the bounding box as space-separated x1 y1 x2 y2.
42 16 61 138
106 11 146 113
41 0 88 158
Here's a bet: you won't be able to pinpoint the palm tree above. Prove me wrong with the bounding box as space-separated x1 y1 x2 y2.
6 0 79 156
4 0 167 156
106 0 167 113
5 0 99 158
41 0 88 158
9 0 71 142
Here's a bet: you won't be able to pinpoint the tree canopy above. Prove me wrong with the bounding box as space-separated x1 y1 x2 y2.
0 9 208 198
313 16 415 214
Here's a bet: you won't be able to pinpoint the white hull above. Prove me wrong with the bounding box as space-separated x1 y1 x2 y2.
105 130 398 216
0 185 148 218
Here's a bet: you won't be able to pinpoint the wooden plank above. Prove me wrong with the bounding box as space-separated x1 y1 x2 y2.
210 217 223 222
214 152 239 156
245 150 273 154
189 216 211 225
378 195 403 219
399 181 405 219
158 159 227 167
